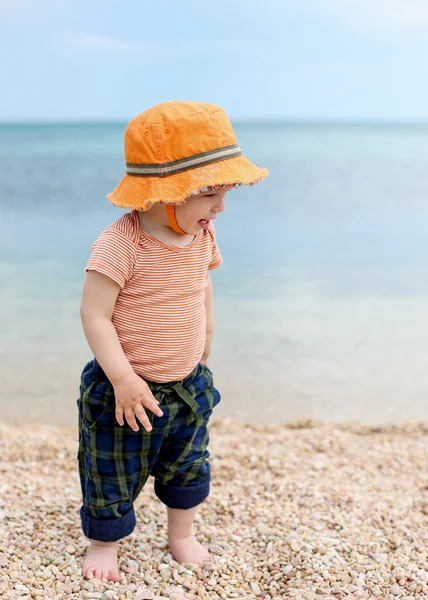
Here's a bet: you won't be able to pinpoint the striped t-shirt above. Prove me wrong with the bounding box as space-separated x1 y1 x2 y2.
86 210 223 382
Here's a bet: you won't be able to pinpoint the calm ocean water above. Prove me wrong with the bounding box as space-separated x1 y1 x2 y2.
1 122 428 426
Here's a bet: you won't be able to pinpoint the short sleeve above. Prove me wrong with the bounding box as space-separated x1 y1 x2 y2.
86 226 137 289
207 223 223 270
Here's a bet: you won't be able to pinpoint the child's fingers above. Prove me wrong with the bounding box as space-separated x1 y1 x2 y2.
140 389 163 417
115 405 124 426
134 406 153 432
124 407 141 432
148 398 163 417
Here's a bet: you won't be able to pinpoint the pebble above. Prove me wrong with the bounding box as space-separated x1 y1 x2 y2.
390 585 403 595
1 419 428 600
209 544 224 556
250 582 261 595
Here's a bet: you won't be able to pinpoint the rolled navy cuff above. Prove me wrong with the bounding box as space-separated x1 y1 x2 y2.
154 475 210 509
80 505 136 542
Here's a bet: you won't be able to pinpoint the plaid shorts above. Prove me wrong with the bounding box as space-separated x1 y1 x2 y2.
77 359 221 542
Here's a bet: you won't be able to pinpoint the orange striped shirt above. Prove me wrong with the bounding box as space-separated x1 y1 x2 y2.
86 210 222 382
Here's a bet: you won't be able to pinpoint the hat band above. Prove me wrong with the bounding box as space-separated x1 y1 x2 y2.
126 144 242 178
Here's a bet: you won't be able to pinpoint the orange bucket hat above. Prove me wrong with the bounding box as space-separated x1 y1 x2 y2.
107 101 268 211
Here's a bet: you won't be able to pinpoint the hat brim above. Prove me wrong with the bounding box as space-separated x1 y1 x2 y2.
107 155 268 210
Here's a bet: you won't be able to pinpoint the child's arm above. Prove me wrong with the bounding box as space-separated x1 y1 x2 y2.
81 271 134 382
201 273 214 365
80 271 163 432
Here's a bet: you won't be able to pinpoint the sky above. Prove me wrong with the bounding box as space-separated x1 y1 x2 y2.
1 0 428 121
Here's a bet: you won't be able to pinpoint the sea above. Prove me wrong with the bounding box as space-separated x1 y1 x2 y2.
1 121 427 426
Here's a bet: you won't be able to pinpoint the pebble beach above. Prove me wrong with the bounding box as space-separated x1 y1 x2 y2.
1 418 427 600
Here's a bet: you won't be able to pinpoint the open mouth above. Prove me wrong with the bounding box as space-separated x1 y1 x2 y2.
198 219 210 228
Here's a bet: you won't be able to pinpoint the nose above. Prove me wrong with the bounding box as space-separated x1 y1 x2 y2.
213 195 226 214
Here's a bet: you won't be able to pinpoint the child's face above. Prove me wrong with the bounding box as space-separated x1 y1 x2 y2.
175 187 230 235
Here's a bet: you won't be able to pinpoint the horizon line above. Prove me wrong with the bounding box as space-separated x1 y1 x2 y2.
2 117 428 126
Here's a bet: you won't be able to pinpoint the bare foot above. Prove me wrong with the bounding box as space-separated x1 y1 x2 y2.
169 535 211 564
82 540 120 582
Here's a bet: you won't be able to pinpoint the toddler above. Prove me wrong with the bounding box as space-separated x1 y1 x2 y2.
77 100 268 581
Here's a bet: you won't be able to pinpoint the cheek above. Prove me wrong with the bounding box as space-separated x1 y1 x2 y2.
176 203 202 223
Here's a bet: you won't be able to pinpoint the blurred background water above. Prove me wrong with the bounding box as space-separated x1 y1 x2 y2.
1 121 427 426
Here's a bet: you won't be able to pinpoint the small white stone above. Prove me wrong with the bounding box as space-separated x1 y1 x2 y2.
160 568 172 581
66 545 76 554
136 591 155 600
390 585 403 595
250 582 261 595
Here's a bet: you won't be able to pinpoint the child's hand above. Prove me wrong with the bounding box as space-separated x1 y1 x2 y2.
112 372 163 432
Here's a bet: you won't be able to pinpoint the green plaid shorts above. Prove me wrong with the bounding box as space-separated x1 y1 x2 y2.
77 359 221 542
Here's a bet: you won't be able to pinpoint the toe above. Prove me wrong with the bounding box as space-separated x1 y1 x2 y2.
94 568 102 580
84 566 95 579
108 568 120 582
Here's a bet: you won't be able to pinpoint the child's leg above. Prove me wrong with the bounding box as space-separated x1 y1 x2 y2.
78 398 122 582
151 362 221 564
167 506 210 563
77 360 166 581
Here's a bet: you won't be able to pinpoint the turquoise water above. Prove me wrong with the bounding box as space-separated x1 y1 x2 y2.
1 122 428 426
